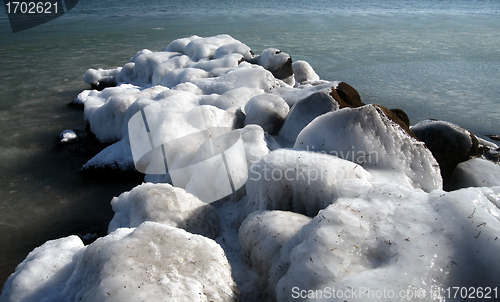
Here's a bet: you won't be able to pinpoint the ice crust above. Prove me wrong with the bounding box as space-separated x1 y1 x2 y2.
4 34 500 302
294 105 443 192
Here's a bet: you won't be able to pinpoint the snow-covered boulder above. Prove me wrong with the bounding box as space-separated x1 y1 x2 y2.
83 85 168 143
108 183 220 239
1 222 238 302
278 91 339 145
268 184 500 302
0 236 84 302
83 67 121 89
151 55 192 86
295 104 442 192
244 94 290 135
183 34 238 59
239 210 311 283
129 51 182 86
191 65 278 95
278 82 337 107
450 158 500 189
165 35 200 53
214 42 254 61
241 149 372 218
81 139 135 174
255 48 294 85
292 60 320 85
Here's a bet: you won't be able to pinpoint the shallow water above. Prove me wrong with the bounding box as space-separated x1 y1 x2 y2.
0 0 499 286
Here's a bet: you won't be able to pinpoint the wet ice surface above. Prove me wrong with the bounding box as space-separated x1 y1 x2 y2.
2 34 500 302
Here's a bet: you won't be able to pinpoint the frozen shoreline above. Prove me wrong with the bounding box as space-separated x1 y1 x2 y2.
2 34 500 302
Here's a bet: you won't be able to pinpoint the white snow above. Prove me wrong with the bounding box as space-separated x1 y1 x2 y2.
108 182 220 239
243 94 289 134
270 184 500 302
279 91 339 145
83 67 121 87
5 34 500 302
292 60 320 84
451 158 500 189
241 149 372 218
295 104 443 192
58 129 78 143
1 222 238 302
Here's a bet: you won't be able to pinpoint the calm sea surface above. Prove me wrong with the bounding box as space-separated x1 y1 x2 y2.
0 0 499 286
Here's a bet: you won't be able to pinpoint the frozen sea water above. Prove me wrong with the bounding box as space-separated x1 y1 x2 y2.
0 0 499 288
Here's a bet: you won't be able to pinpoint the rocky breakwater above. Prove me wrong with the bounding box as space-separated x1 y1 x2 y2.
2 34 500 302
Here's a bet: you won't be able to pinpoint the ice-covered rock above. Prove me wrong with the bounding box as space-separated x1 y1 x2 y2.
214 42 254 61
295 104 442 192
278 91 339 145
183 34 238 59
191 65 278 95
58 129 78 143
0 236 84 302
241 149 372 218
269 184 500 302
165 35 200 53
129 51 182 86
450 158 500 189
108 183 220 239
83 67 121 89
255 48 294 86
85 85 169 143
1 222 238 302
200 87 264 110
151 55 192 86
244 94 289 135
160 67 209 88
411 120 479 186
292 60 320 85
239 210 311 282
277 82 338 107
81 137 135 176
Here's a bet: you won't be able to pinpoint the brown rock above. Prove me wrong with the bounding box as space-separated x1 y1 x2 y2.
329 82 365 109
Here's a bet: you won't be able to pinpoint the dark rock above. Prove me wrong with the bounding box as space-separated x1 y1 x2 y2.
486 134 500 141
269 57 293 80
252 48 294 81
329 82 365 109
329 82 413 138
411 120 479 190
278 91 339 144
375 105 416 139
390 108 410 128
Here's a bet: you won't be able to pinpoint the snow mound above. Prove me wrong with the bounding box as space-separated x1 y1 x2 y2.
450 158 500 189
292 60 320 84
108 183 220 239
82 139 135 172
83 85 168 143
295 104 442 192
239 211 311 281
244 94 289 135
279 91 339 145
269 184 500 302
83 67 121 89
241 149 372 218
1 223 238 302
0 236 84 302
